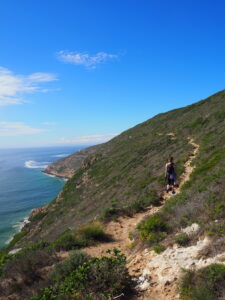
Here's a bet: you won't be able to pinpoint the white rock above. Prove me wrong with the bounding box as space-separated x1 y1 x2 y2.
181 223 200 237
9 248 22 255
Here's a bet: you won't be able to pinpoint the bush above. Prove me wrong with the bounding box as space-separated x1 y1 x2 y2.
206 221 225 237
0 251 11 276
153 244 166 254
31 249 133 300
78 222 108 243
180 264 225 300
174 233 190 246
51 223 108 252
3 248 57 284
30 211 47 222
51 232 86 251
49 250 89 283
138 215 170 244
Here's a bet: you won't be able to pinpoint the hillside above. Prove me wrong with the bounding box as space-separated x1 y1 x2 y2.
20 90 225 244
1 90 225 299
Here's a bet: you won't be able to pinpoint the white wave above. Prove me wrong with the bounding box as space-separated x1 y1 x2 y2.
5 235 13 245
13 216 30 231
5 216 30 245
52 154 68 158
24 160 50 169
44 172 68 182
45 173 56 178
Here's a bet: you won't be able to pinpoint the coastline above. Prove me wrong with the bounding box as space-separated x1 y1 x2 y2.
5 213 31 247
43 170 69 181
43 168 73 179
4 175 67 250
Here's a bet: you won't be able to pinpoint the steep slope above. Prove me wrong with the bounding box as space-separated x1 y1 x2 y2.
17 90 225 249
2 90 225 300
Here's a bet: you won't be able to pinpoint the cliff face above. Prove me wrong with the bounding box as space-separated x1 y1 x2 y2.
44 145 100 178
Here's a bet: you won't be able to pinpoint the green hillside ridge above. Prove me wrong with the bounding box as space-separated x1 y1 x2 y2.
16 90 225 246
1 90 225 299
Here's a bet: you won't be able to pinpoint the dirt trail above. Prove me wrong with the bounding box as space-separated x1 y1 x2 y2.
84 137 200 299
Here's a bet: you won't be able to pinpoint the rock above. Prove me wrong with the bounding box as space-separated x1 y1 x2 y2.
9 248 22 255
181 223 200 237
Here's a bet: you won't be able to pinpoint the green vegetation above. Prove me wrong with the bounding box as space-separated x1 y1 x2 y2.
0 251 11 276
31 249 132 300
49 250 89 283
7 230 28 248
180 264 225 300
174 233 190 246
4 90 225 298
138 215 170 245
153 244 166 254
51 222 108 251
101 190 161 221
51 231 86 251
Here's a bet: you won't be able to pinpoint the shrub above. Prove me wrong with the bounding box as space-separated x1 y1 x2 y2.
153 244 166 254
101 207 120 221
78 222 108 243
3 248 57 284
31 249 133 299
138 215 170 245
180 264 225 300
30 211 47 222
206 221 225 237
49 250 89 283
0 251 11 276
51 232 86 251
51 223 108 252
174 233 190 246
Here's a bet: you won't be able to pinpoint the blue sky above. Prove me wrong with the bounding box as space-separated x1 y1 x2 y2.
0 0 225 148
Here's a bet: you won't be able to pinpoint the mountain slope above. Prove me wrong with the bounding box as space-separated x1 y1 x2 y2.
18 90 225 247
2 90 225 300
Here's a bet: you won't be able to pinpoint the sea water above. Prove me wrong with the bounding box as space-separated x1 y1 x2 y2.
0 146 83 249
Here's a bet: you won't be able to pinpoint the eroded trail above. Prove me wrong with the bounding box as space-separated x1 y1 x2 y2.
83 137 200 299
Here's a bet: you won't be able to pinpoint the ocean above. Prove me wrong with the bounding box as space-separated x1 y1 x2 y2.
0 146 83 249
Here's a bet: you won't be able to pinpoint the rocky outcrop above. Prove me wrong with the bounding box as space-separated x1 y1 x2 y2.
44 145 100 179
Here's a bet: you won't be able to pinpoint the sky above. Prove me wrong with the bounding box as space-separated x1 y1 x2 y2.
0 0 225 148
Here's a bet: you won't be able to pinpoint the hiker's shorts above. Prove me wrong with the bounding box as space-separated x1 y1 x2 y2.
167 173 175 185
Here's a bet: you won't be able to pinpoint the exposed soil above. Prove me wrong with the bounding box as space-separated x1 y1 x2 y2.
82 137 200 300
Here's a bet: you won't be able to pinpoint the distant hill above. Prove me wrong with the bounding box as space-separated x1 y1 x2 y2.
19 90 225 245
44 145 100 178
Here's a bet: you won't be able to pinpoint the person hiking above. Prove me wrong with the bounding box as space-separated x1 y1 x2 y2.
165 156 176 193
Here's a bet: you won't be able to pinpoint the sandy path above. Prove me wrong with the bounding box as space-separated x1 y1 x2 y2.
83 137 199 299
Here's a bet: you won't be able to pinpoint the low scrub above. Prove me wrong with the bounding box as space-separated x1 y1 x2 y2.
49 250 89 283
7 230 28 249
78 222 108 242
3 248 57 286
31 249 133 300
153 244 166 254
174 233 190 246
180 264 225 300
51 222 108 251
138 215 170 245
101 191 161 221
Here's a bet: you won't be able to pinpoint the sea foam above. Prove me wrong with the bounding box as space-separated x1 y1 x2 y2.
52 154 68 158
24 160 50 169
